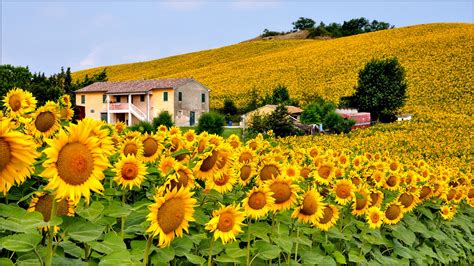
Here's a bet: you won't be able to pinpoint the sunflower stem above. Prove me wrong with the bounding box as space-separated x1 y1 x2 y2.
45 199 58 266
121 189 127 240
246 219 252 266
208 237 215 266
294 228 299 263
143 235 153 266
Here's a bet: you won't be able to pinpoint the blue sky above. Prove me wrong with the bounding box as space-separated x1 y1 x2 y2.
1 1 472 75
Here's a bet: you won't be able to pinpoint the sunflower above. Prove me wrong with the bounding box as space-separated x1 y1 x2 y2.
256 158 282 184
440 204 456 220
3 88 31 116
227 134 241 149
352 155 365 171
368 189 384 208
205 204 245 244
384 174 400 191
372 170 385 188
397 191 419 213
59 95 71 107
234 162 256 186
388 160 401 173
59 106 74 121
120 137 144 158
314 204 339 231
146 188 196 247
141 133 162 163
194 148 221 181
291 189 324 224
307 147 320 158
78 118 115 156
168 126 181 135
243 187 274 219
206 171 236 194
114 154 147 190
312 162 335 185
234 147 256 164
299 165 313 179
28 192 75 231
333 179 356 205
283 164 300 181
114 121 127 135
0 118 38 193
366 206 384 229
265 176 299 211
383 202 404 225
41 124 109 203
158 156 179 176
160 164 196 193
352 186 372 216
183 130 197 148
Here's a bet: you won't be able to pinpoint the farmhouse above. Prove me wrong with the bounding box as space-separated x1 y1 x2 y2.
75 78 210 126
240 104 303 128
335 109 371 129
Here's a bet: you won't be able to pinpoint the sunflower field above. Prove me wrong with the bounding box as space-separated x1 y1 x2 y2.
0 88 473 265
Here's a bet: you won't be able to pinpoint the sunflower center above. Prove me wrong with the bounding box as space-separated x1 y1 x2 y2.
389 162 398 171
370 192 380 206
124 143 138 156
286 168 296 176
260 165 280 181
370 212 380 223
339 156 347 164
301 195 318 215
398 193 414 208
352 176 361 186
355 193 368 210
239 152 253 163
270 182 291 204
442 208 449 215
419 186 431 199
248 191 267 210
170 138 180 152
300 168 310 178
217 212 235 232
214 174 230 186
240 165 252 181
446 189 456 201
386 175 397 187
57 142 94 186
385 204 401 220
143 138 158 157
34 194 69 221
121 162 138 180
0 138 12 172
319 206 333 224
157 198 185 234
318 166 331 179
467 188 474 199
335 184 351 199
217 154 228 169
248 141 257 150
9 94 22 111
35 111 56 132
200 150 219 172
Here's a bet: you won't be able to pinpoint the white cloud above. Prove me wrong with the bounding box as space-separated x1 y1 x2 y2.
79 47 102 68
230 0 281 10
161 1 204 11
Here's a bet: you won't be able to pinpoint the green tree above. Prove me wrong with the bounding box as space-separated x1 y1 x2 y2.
271 85 290 105
292 17 316 31
152 111 174 130
0 65 32 107
223 99 238 116
267 104 298 137
197 112 225 135
323 112 355 134
350 58 407 122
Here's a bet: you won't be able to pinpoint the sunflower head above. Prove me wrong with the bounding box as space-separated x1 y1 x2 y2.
120 137 144 158
205 170 236 194
265 176 299 212
205 204 245 244
234 162 256 186
352 186 372 216
141 133 162 163
3 88 31 116
243 187 274 220
383 202 404 225
114 154 147 190
291 189 324 224
28 192 75 222
366 206 384 229
314 204 339 231
333 179 356 205
257 158 282 184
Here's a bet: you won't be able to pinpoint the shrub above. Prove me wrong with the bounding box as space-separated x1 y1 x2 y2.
267 104 299 137
323 112 355 134
129 120 154 134
152 111 174 130
196 112 225 135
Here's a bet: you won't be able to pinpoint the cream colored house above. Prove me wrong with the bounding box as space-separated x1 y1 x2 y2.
240 105 303 128
75 78 210 126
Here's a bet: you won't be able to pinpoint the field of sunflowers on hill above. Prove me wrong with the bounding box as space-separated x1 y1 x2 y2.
0 89 473 265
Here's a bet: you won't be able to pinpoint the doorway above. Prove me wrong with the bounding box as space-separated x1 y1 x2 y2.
190 111 195 126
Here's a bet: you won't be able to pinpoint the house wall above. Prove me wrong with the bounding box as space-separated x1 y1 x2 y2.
149 88 175 119
75 92 107 121
174 81 210 126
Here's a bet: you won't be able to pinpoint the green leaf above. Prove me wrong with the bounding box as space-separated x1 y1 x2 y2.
0 258 14 266
299 248 325 264
272 235 293 253
249 222 270 242
16 259 41 266
393 242 413 259
0 211 52 233
171 149 191 158
431 229 449 242
99 251 136 266
391 224 416 246
185 253 206 265
90 233 127 255
214 254 243 263
254 241 281 260
172 237 194 257
417 243 437 259
348 249 366 263
189 233 207 245
193 208 208 225
76 201 104 221
154 246 175 262
103 202 132 218
59 241 84 258
333 251 346 264
66 220 106 242
225 242 247 258
0 233 42 252
0 203 27 218
293 236 312 247
416 206 434 220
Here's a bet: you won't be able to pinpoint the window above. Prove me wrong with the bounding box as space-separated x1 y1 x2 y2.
103 95 107 103
178 92 182 102
140 95 145 102
115 96 121 102
163 92 168 102
100 113 107 121
90 109 95 113
81 95 85 104
201 93 205 103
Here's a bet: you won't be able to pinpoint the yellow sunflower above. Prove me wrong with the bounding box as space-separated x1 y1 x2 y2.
194 148 221 180
59 106 74 121
366 206 384 229
384 174 400 191
28 101 61 139
0 118 38 193
312 162 335 185
205 204 245 244
234 147 256 164
78 118 115 156
368 189 384 208
352 186 372 216
28 192 75 231
234 162 256 186
291 189 324 224
227 134 241 149
160 163 196 193
352 155 365 171
256 158 282 184
141 133 162 163
397 191 419 213
333 179 356 205
114 121 127 135
440 204 456 220
314 204 339 231
41 124 109 203
158 156 179 176
146 188 197 247
418 185 433 201
114 154 147 190
205 171 236 194
372 170 385 188
3 88 32 116
120 137 144 158
265 176 299 211
383 202 404 225
59 95 71 107
298 165 313 180
283 164 300 181
242 187 274 219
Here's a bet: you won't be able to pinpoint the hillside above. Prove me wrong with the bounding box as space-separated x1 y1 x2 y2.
73 23 473 117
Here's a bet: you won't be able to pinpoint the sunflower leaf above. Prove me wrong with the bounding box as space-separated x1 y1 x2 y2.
0 232 42 252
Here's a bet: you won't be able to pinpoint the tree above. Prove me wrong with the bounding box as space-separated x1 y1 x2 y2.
244 86 260 112
152 111 174 129
292 17 316 31
0 65 32 107
350 58 407 122
271 85 290 105
342 17 370 36
223 99 238 116
266 104 298 137
197 112 225 135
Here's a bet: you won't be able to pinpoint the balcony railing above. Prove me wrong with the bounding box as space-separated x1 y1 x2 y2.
109 103 129 110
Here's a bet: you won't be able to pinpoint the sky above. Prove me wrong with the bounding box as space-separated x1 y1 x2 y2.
1 1 472 75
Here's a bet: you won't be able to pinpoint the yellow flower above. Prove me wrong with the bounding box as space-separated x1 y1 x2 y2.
120 137 144 158
146 188 197 247
312 162 335 185
291 189 324 224
234 162 256 186
28 101 60 139
114 154 147 190
366 206 384 229
2 88 33 116
160 163 196 194
234 147 256 164
227 134 241 149
383 202 404 225
397 191 419 213
42 124 109 203
28 192 75 231
141 133 162 163
205 171 236 194
352 186 372 216
243 187 274 220
205 204 245 244
333 179 356 205
440 204 456 220
114 121 127 134
384 174 400 191
0 118 38 193
368 189 384 208
256 158 282 184
265 176 299 211
59 95 71 107
314 204 339 231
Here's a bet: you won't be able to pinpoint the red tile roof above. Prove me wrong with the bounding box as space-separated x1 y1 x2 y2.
75 78 195 94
